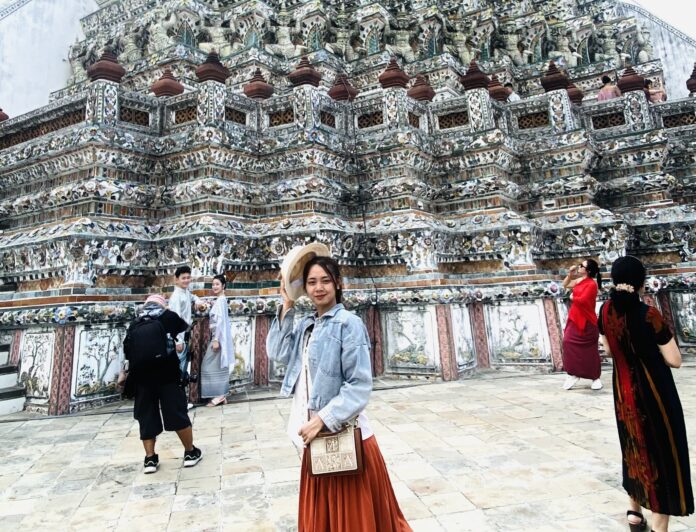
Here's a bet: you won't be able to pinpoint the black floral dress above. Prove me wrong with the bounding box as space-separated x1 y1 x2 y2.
599 301 694 516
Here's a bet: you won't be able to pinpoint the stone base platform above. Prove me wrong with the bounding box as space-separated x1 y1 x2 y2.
1 368 695 531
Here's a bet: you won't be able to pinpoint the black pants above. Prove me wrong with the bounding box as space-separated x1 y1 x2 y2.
133 382 191 440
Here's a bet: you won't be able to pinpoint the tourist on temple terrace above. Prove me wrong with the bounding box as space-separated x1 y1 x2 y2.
123 294 203 474
645 78 667 103
201 274 234 407
504 82 521 102
267 243 411 532
170 265 207 409
170 265 207 376
598 256 693 532
597 75 622 101
561 258 603 390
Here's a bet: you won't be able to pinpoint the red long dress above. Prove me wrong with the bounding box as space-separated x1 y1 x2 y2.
562 277 601 379
599 302 693 516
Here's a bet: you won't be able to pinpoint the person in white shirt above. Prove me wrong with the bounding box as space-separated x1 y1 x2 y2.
505 83 521 102
169 266 206 375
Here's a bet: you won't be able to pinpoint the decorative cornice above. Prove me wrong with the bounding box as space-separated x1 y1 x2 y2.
4 271 696 327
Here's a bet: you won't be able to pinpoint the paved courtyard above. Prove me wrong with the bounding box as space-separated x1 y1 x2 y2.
1 368 696 532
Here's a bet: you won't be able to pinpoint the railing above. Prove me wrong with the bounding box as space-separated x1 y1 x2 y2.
430 95 468 134
580 97 630 138
507 94 553 136
164 92 199 131
118 91 160 133
405 98 429 133
261 93 297 131
352 94 387 134
0 94 87 151
652 97 696 130
314 92 346 135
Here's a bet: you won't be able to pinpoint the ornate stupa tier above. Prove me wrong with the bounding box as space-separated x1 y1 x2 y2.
52 0 665 104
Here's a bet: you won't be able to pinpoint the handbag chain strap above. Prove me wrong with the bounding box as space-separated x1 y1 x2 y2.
304 325 314 424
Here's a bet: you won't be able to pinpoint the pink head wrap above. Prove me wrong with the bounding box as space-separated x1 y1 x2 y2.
144 294 167 308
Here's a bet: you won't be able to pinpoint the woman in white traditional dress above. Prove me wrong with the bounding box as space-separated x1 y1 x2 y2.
201 274 234 407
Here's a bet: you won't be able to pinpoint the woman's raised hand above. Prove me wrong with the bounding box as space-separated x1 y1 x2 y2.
279 275 295 315
563 265 578 289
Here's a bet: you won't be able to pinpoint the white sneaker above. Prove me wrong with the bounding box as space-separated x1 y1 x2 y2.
187 402 194 411
591 379 603 390
563 375 579 390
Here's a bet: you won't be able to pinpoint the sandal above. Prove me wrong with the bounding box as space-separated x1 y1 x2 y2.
627 510 648 532
206 396 227 407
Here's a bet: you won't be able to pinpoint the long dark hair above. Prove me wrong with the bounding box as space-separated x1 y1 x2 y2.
609 256 645 314
608 256 647 354
303 256 343 303
584 258 602 289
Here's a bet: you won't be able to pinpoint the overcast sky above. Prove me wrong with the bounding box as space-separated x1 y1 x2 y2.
632 0 696 39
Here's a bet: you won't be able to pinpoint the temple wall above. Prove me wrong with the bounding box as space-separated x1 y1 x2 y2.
6 312 257 414
618 2 696 99
671 292 696 347
0 0 97 116
1 72 695 413
4 288 691 414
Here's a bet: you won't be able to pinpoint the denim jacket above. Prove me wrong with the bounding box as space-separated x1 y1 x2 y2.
266 303 372 432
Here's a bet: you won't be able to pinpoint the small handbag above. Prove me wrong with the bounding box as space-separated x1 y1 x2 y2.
307 417 364 477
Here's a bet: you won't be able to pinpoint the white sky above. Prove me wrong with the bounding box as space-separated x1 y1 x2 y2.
631 0 696 39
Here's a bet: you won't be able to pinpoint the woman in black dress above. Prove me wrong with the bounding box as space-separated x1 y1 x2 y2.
598 256 693 531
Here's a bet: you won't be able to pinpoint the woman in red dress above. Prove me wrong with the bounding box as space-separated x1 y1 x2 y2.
562 258 603 390
598 256 693 531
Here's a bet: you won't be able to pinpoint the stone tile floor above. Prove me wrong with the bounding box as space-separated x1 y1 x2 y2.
1 368 696 532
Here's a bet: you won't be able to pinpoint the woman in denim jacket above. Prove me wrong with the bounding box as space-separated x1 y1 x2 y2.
267 255 410 532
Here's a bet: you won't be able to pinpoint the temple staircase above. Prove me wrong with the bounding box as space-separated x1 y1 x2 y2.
0 341 24 415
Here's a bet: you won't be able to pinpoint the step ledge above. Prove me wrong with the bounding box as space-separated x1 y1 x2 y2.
0 386 26 400
0 365 18 375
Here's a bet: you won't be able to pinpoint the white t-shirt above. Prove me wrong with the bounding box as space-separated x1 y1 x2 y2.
168 286 201 346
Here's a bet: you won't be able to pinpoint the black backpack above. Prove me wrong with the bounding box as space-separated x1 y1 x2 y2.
123 315 169 374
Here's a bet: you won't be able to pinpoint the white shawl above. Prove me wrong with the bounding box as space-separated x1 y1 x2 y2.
210 295 235 369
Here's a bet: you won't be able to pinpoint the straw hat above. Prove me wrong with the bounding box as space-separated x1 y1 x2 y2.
280 243 331 301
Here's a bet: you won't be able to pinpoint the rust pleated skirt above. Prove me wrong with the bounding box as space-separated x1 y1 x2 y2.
299 436 412 532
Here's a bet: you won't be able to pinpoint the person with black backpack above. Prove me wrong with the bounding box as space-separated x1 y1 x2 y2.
123 294 203 474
